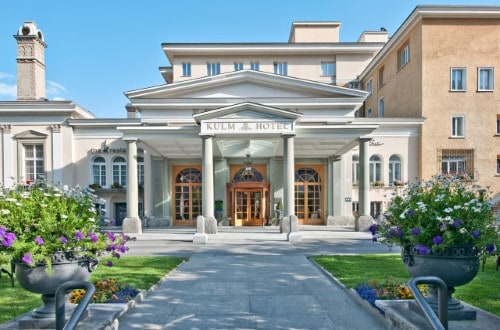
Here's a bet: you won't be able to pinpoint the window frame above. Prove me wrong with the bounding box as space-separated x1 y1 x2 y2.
92 156 107 187
478 67 494 91
451 116 465 138
496 115 500 135
250 62 260 71
369 155 382 183
352 155 359 185
388 155 402 184
450 67 466 91
234 62 243 71
24 144 44 183
378 97 385 118
398 42 410 69
112 156 127 187
320 62 335 77
497 156 500 175
273 62 288 76
206 62 221 76
137 156 144 186
181 62 191 77
378 66 385 88
366 79 373 96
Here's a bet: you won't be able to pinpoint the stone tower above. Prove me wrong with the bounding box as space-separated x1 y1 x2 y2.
13 21 47 100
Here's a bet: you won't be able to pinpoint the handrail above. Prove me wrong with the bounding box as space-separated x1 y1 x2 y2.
408 276 448 330
55 280 95 330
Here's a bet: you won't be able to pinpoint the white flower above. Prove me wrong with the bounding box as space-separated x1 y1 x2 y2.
61 214 68 219
459 228 467 234
444 207 453 213
1 209 10 215
453 205 462 209
399 212 406 219
89 218 95 222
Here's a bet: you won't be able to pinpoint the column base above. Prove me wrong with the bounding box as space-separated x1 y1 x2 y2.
122 217 142 234
287 232 302 242
355 215 374 232
193 233 208 244
204 216 217 234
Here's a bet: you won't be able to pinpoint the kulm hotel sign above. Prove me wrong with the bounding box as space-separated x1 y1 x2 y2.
200 120 295 135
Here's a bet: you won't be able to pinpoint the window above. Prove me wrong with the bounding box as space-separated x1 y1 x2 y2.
497 155 500 175
378 66 385 87
367 108 372 117
388 155 402 184
378 98 385 117
478 67 494 91
439 149 474 180
181 62 191 77
369 155 382 183
451 68 466 91
497 115 500 134
294 167 322 223
137 156 144 186
250 62 260 71
112 156 127 187
92 156 106 187
273 62 287 76
366 79 373 96
206 62 220 76
352 155 359 184
24 144 44 182
354 110 360 118
398 43 410 68
451 116 465 137
234 62 243 71
321 62 335 77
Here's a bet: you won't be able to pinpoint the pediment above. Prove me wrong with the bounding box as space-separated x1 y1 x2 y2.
13 130 48 139
126 70 367 100
193 102 301 124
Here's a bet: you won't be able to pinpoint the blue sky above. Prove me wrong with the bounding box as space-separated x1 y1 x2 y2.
0 0 498 118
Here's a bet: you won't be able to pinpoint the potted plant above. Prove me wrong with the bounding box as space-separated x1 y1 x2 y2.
0 181 129 320
374 175 498 317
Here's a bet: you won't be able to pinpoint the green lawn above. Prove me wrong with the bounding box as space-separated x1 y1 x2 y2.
0 256 185 324
312 254 500 316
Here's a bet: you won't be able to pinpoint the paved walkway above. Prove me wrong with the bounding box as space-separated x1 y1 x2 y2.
116 226 391 329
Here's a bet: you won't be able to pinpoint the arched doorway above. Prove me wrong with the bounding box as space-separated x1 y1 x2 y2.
227 163 269 226
295 166 324 225
172 166 202 226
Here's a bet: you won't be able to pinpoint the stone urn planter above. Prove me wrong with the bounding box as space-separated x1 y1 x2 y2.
14 252 98 319
402 244 479 319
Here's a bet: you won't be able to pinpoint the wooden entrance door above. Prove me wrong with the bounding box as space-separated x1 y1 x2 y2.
235 189 264 226
227 182 269 226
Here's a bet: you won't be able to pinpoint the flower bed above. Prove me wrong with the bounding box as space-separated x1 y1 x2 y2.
69 278 139 304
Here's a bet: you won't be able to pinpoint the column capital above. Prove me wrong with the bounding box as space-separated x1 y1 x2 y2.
199 134 214 139
358 137 372 143
123 137 139 143
281 133 296 139
0 125 12 133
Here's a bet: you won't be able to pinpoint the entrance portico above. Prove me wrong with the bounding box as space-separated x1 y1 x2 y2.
120 70 377 231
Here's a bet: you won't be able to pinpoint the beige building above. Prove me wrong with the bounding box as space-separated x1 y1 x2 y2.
359 6 500 203
1 6 498 232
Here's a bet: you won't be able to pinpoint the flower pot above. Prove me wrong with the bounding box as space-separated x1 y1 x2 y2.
402 245 479 319
14 252 97 320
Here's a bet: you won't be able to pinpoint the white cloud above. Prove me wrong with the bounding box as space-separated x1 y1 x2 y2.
0 72 17 99
46 80 67 99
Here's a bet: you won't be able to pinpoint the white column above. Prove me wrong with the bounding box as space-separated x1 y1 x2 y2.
358 138 371 216
50 125 62 184
1 125 14 187
201 135 214 218
122 138 141 233
283 134 295 217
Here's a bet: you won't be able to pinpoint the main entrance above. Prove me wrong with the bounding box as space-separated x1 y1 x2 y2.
227 182 270 226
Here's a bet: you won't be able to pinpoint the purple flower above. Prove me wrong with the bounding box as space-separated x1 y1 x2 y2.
407 209 415 217
21 252 32 264
432 235 443 245
368 224 378 235
411 228 420 236
114 252 121 259
34 236 44 245
1 232 16 248
119 245 127 253
486 245 495 253
60 236 67 244
106 231 116 242
106 261 113 267
417 245 430 255
452 219 462 228
88 232 98 243
397 229 404 238
471 230 481 239
75 231 84 240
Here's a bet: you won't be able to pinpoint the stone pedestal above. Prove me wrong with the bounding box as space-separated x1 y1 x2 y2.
280 216 290 234
122 217 142 234
355 215 373 232
204 216 217 234
193 215 208 244
287 215 302 242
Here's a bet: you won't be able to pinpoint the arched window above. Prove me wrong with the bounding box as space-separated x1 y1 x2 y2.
389 155 402 184
295 167 322 223
112 156 127 187
174 168 202 222
352 155 359 184
137 156 144 186
233 167 264 182
369 155 382 183
92 156 106 187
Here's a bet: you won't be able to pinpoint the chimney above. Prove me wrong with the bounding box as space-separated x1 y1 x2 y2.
14 21 47 100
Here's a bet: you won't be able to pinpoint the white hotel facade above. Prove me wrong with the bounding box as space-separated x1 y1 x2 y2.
0 19 424 232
